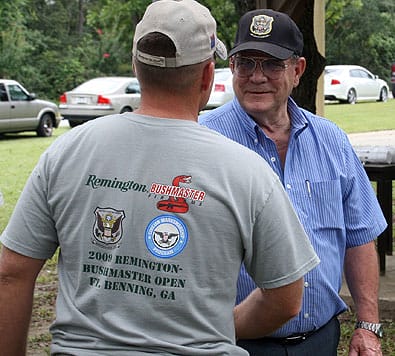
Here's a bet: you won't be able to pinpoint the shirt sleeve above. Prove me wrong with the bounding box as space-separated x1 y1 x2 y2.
1 153 59 260
341 134 388 248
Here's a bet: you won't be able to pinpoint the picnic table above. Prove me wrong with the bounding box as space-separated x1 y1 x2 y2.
354 146 395 275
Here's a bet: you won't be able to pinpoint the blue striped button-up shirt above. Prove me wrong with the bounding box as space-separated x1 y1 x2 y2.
199 97 387 337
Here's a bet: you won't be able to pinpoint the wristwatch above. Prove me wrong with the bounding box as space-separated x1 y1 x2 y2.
355 321 383 338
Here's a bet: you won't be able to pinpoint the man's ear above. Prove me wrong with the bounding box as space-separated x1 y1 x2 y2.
293 57 306 87
201 60 215 92
132 58 138 77
198 60 215 112
229 56 235 73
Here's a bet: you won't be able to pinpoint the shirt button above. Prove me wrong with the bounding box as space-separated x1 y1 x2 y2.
304 282 309 288
304 313 309 319
270 157 276 162
254 138 258 144
286 183 292 190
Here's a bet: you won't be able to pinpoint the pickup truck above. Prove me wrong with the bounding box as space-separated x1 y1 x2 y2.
0 79 62 137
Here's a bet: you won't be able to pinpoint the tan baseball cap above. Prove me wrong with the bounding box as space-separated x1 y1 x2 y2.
133 0 227 67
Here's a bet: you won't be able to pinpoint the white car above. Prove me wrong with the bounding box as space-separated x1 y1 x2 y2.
0 79 61 137
324 65 389 104
205 68 234 109
59 77 141 127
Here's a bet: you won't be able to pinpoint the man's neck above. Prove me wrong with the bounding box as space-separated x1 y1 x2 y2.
135 96 199 122
256 110 292 168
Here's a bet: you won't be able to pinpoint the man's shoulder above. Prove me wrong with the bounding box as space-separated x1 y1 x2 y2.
199 101 236 125
203 128 274 174
300 107 347 138
44 114 127 159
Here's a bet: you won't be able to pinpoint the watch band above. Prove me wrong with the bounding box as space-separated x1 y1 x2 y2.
355 321 383 338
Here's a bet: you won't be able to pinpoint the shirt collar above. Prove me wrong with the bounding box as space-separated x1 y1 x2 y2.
287 97 309 134
232 96 309 140
232 97 258 141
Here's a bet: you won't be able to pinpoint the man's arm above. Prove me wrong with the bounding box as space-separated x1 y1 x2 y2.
344 241 382 355
234 278 303 339
0 245 46 355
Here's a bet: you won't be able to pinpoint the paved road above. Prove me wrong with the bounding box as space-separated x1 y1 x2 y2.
348 130 395 146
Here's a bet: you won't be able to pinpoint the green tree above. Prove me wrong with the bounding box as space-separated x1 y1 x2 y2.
2 0 394 103
22 0 101 99
326 0 395 82
200 0 238 61
86 0 151 76
0 1 31 79
325 0 362 25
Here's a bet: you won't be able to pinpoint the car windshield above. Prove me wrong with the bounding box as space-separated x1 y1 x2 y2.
73 78 136 94
325 68 343 75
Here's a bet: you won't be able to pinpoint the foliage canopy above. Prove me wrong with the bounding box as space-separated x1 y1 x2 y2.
0 0 394 102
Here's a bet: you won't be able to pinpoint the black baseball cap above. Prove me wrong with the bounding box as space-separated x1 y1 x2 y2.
229 9 303 60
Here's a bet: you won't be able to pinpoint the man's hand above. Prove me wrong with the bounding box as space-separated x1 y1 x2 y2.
349 328 382 356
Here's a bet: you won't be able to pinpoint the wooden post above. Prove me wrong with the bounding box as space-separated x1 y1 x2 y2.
314 1 325 116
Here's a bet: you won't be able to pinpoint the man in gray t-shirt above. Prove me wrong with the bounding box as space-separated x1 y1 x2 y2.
0 1 319 355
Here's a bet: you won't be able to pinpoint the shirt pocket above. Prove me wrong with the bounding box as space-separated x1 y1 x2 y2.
289 179 344 230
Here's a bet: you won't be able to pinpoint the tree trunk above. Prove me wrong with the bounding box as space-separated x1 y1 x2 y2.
77 0 85 35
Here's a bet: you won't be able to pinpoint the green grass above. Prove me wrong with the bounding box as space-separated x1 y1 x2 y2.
0 127 69 232
324 99 395 133
0 101 394 354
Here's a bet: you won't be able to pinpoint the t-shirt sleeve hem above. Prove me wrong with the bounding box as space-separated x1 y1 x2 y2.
0 232 54 260
259 255 321 290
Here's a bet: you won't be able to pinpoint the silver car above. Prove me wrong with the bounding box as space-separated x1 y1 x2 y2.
0 79 61 137
59 77 141 127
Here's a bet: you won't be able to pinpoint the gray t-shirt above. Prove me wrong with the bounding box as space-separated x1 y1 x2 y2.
1 113 319 355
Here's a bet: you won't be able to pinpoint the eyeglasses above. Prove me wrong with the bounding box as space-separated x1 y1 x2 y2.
233 56 290 79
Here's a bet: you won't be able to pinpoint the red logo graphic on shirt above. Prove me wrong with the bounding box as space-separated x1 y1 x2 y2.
149 175 206 214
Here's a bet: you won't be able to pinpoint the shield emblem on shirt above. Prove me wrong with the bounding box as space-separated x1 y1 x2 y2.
92 207 125 248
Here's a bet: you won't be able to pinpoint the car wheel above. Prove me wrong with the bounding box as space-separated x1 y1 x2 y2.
69 120 81 128
120 107 133 113
346 88 357 104
36 113 54 137
378 87 388 102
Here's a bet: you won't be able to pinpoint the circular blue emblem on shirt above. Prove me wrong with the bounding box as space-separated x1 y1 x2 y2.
145 215 188 258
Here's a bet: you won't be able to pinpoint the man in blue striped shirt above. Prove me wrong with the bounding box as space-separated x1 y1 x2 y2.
200 9 387 356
